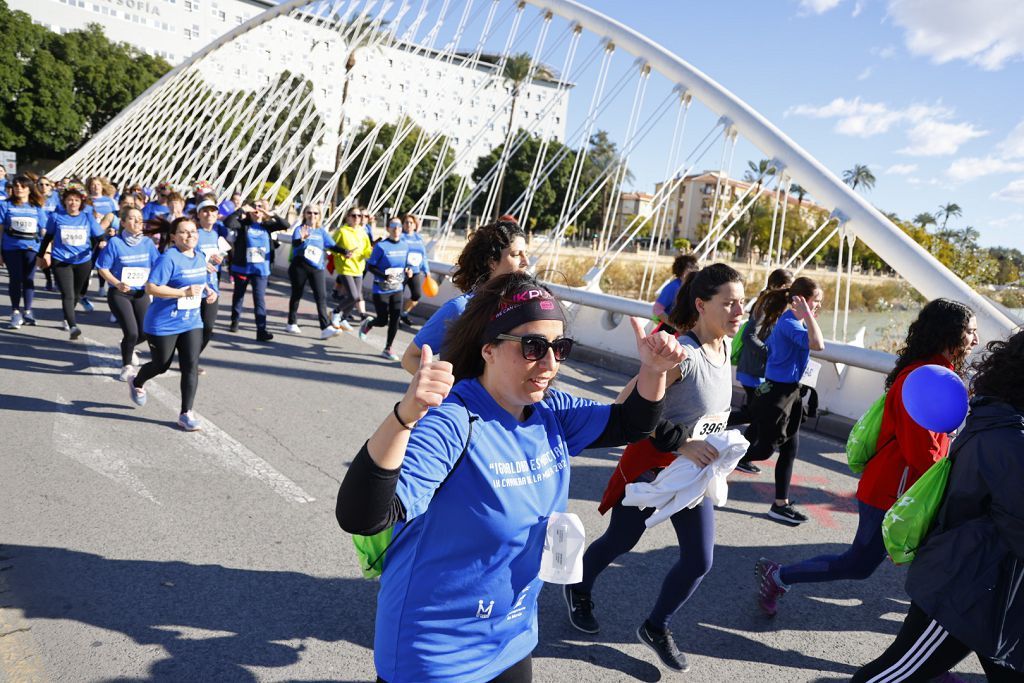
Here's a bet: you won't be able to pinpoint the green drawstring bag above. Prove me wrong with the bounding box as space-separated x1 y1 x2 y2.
730 321 746 366
846 394 886 474
353 528 394 579
882 457 951 564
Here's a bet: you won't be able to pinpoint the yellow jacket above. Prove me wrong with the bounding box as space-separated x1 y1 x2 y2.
331 224 372 276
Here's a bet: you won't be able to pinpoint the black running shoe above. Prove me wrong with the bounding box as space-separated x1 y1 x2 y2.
735 460 761 474
256 328 274 342
637 621 689 672
769 502 809 525
229 319 239 333
563 585 599 634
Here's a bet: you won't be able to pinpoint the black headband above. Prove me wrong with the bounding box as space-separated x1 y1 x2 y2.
482 287 565 342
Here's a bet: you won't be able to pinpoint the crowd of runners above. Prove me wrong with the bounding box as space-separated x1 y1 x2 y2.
2 167 1021 682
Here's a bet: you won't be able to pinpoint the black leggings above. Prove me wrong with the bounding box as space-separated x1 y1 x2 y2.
333 274 362 318
369 291 402 349
200 296 219 351
107 288 149 366
376 655 532 683
288 260 330 329
134 328 203 414
852 603 1023 682
742 381 802 501
52 260 92 327
405 272 423 302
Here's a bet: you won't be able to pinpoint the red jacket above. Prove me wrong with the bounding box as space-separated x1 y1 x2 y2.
856 355 953 510
599 438 676 514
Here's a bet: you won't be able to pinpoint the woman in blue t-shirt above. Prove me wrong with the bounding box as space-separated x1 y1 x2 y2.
337 272 685 683
286 204 346 340
358 219 411 361
85 176 118 304
36 182 106 340
399 214 430 327
127 217 217 432
739 276 825 524
194 199 230 354
224 198 290 341
0 175 48 329
97 207 161 381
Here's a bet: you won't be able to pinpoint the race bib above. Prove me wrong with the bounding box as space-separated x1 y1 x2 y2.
177 293 202 311
8 216 38 239
538 512 586 584
304 245 323 264
63 228 87 247
383 266 405 290
120 267 150 287
247 247 265 264
691 411 730 441
407 252 423 268
801 359 822 388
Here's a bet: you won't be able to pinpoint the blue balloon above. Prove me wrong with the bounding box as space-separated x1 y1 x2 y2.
901 365 969 433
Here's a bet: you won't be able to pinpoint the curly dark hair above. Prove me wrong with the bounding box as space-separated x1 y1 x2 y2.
884 298 974 389
970 328 1024 411
450 220 526 292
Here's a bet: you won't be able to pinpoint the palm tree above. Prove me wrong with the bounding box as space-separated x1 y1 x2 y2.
789 183 807 205
842 164 876 192
937 202 962 229
743 159 776 189
913 212 937 229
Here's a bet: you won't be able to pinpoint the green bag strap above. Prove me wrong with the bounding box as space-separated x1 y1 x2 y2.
365 394 478 574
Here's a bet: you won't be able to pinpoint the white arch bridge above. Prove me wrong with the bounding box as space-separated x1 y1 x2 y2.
52 0 1019 418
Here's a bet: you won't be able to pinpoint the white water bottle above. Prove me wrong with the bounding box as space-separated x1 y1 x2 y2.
538 511 586 584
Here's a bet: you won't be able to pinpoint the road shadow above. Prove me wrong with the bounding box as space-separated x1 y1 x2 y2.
0 543 377 682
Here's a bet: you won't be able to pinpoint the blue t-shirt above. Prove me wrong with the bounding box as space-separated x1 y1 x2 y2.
367 238 409 294
0 202 47 251
403 232 429 275
196 223 228 292
736 371 763 389
143 247 209 336
656 278 682 314
413 292 470 357
43 192 60 216
291 226 336 270
142 201 170 221
218 199 236 218
231 225 274 277
96 234 160 292
377 378 610 683
46 212 104 264
765 309 810 384
91 196 118 220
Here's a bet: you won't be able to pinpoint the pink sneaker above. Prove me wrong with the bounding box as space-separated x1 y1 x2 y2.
755 558 788 616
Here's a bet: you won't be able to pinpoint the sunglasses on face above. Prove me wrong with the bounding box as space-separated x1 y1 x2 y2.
305 211 320 216
495 334 574 362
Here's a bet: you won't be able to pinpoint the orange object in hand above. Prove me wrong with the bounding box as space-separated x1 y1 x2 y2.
422 275 439 297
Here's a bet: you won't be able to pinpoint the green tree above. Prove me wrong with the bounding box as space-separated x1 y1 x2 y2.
936 202 962 229
842 164 876 192
789 183 807 205
584 129 634 237
913 212 937 229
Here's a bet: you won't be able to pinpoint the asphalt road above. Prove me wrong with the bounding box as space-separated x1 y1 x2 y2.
0 272 984 682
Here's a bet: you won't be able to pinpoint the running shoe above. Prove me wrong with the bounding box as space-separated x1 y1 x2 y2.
229 319 239 332
45 282 55 292
61 320 70 331
755 558 788 616
358 317 374 340
637 621 689 672
69 325 82 340
563 585 599 634
285 323 303 334
177 411 202 432
735 460 760 474
400 313 416 328
381 348 400 361
23 310 36 326
10 311 23 329
79 297 95 313
336 318 353 332
331 311 343 328
769 502 809 525
118 365 134 382
197 366 206 376
256 328 274 342
131 351 141 366
127 374 147 407
320 326 341 340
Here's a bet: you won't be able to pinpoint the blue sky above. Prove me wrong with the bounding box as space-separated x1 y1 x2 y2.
571 0 1024 251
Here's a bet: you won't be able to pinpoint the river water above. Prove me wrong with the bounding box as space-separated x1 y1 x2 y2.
816 308 1024 351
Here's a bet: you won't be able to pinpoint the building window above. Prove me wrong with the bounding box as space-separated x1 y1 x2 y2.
217 10 226 20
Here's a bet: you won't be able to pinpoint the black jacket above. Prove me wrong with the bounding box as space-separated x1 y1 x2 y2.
906 397 1024 671
223 209 290 271
736 311 769 379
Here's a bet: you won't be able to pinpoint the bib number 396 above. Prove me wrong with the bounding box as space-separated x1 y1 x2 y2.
691 411 729 440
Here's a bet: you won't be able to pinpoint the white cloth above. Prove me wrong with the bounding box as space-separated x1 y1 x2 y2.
621 429 750 528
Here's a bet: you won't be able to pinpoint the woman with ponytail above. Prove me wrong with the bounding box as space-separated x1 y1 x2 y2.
737 276 825 525
565 264 745 673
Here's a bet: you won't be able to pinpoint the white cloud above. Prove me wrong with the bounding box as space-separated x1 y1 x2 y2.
852 0 865 17
787 97 985 155
885 163 918 175
947 157 1024 182
997 119 1024 159
888 0 1024 70
799 0 843 14
900 120 988 156
870 45 898 59
856 66 873 80
988 212 1024 228
993 178 1024 203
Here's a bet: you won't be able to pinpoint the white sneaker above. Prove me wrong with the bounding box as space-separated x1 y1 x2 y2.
320 326 341 340
69 326 82 340
118 365 134 382
331 311 342 328
336 318 353 332
10 311 23 329
61 320 70 331
131 351 141 366
285 323 303 334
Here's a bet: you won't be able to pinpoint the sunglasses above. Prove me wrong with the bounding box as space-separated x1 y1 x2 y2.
304 211 320 216
495 334 573 362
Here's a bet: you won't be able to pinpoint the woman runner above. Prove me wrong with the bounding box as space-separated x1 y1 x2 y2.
329 206 374 331
225 198 289 341
336 271 685 683
358 218 410 361
127 217 217 432
399 213 429 327
285 204 345 340
96 206 161 381
194 199 229 356
0 175 47 329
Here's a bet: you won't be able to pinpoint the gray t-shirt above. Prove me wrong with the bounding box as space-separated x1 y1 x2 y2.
662 332 734 439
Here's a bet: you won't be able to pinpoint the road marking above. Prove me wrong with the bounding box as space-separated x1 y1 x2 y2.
53 395 160 504
0 570 47 682
81 336 315 504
